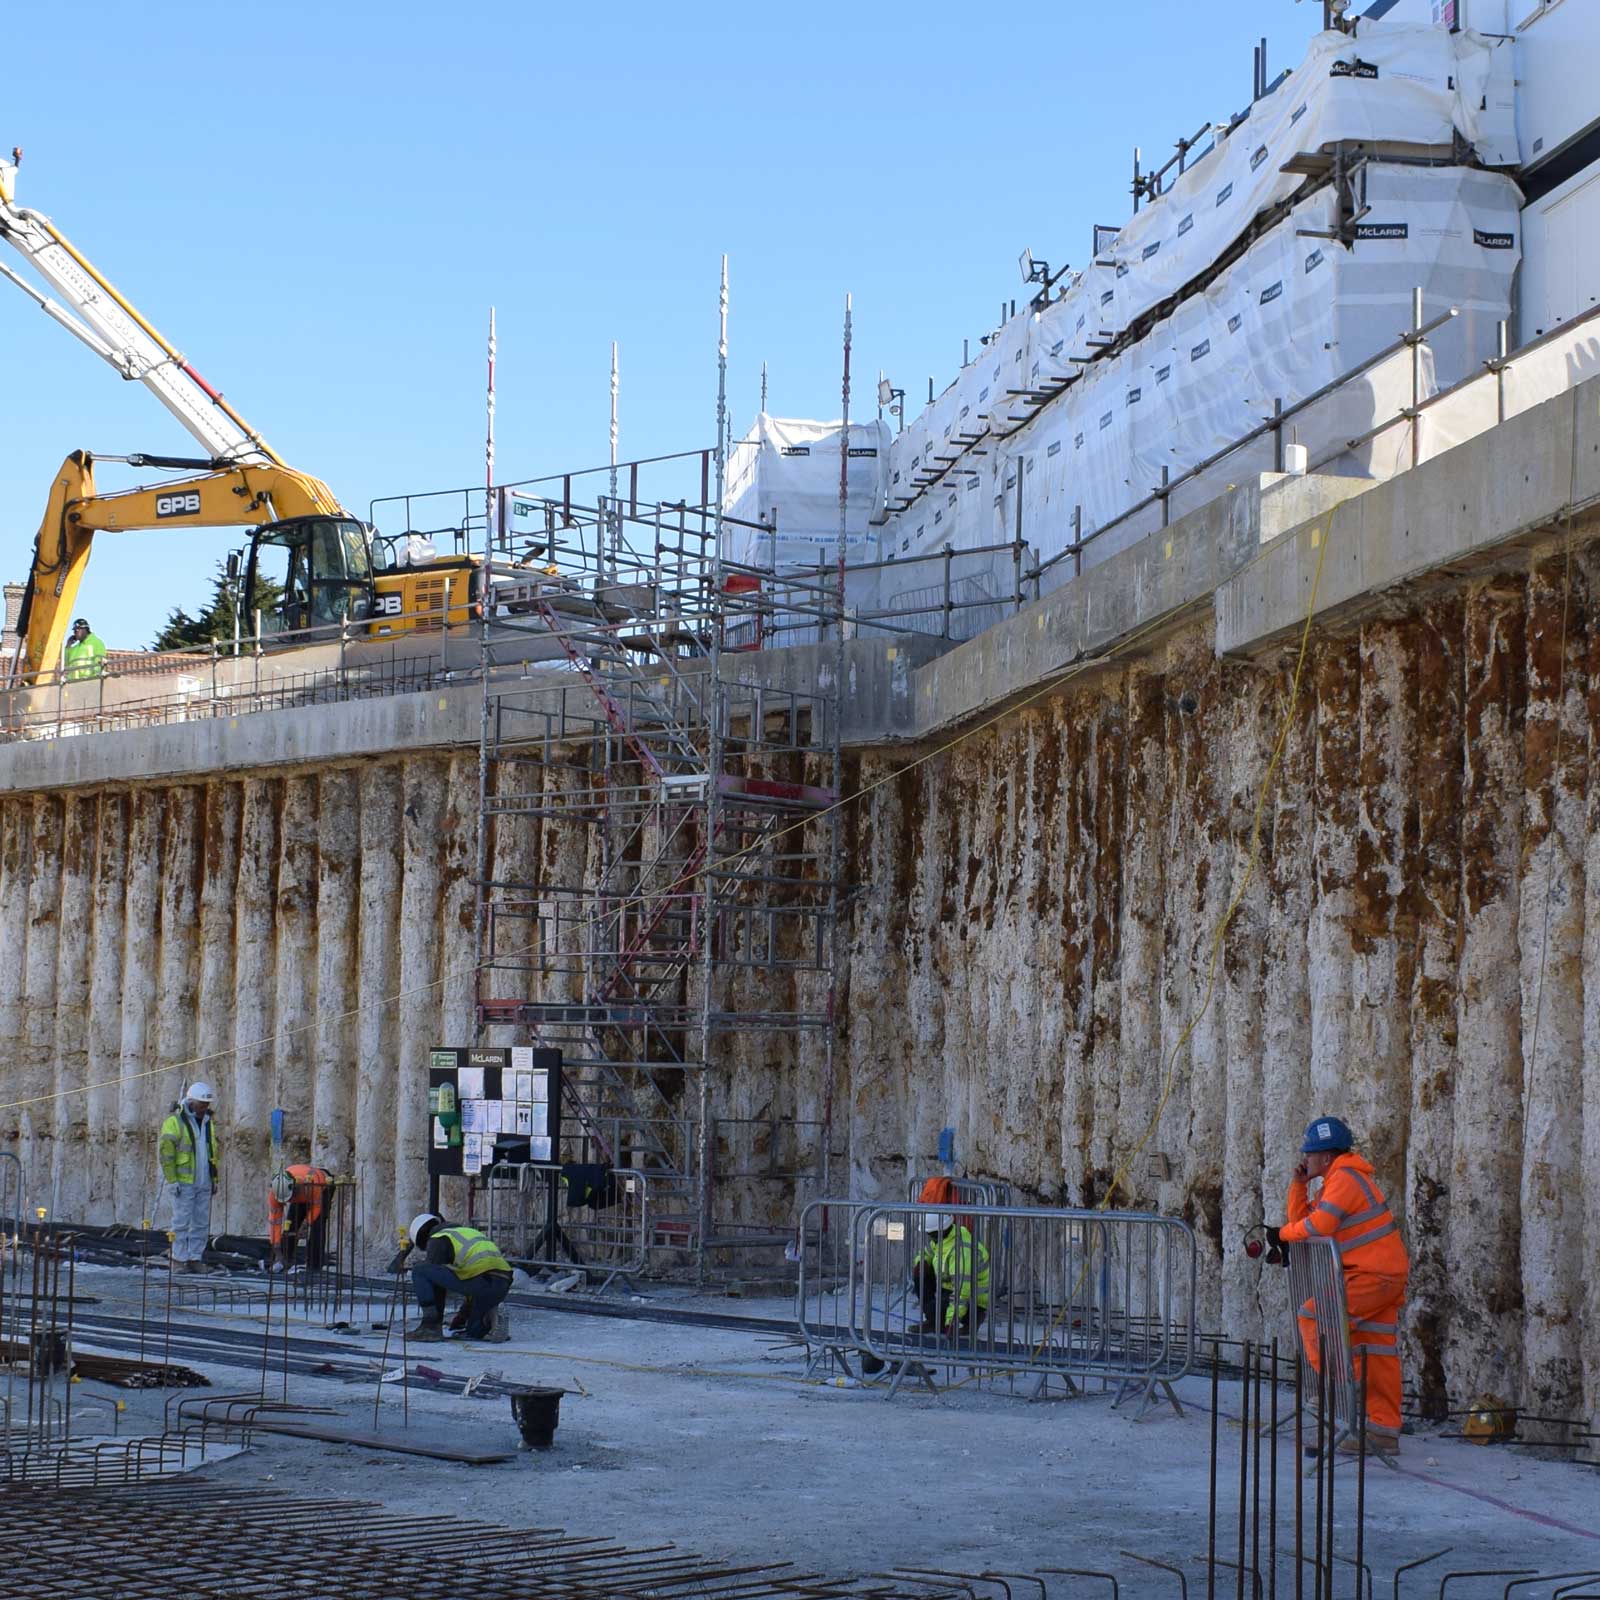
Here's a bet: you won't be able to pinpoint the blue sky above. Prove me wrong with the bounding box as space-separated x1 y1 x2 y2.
1 0 1322 648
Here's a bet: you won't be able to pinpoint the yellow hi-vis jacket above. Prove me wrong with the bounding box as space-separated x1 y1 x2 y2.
433 1226 511 1279
64 632 106 682
914 1225 990 1326
158 1108 220 1186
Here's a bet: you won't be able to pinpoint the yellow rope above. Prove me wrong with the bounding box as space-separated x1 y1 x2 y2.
1095 514 1331 1212
1022 515 1332 1359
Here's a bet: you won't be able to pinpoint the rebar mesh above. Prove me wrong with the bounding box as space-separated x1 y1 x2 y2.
0 1481 979 1600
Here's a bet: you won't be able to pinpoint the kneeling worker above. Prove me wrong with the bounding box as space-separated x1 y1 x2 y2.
913 1210 990 1338
268 1164 332 1272
397 1212 513 1342
1278 1115 1410 1456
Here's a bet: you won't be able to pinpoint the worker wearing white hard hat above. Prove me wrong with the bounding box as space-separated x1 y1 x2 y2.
387 1211 514 1343
267 1163 334 1272
157 1081 222 1274
911 1208 990 1339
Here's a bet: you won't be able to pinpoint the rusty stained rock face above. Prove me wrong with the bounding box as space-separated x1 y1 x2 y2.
0 556 1598 1431
844 571 1599 1433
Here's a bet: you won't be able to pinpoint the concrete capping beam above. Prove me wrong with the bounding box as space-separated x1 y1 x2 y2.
905 472 1368 740
0 634 948 795
1216 379 1594 657
0 687 486 794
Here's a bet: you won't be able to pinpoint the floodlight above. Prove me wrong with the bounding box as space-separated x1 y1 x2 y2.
1019 248 1036 284
877 377 894 407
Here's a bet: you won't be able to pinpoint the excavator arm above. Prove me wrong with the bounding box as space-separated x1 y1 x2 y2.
0 148 278 467
19 451 350 679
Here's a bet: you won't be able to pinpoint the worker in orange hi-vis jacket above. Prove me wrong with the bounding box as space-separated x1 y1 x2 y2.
267 1164 332 1273
1278 1115 1411 1457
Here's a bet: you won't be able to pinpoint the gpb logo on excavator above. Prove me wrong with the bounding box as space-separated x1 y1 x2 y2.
155 491 202 518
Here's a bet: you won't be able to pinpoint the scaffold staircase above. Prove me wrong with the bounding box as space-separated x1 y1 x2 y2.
473 501 842 1269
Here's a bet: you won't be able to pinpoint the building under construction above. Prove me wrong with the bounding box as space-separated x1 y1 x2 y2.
0 1 1599 1591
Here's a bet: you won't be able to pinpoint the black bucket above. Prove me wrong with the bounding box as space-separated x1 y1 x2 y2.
510 1387 563 1450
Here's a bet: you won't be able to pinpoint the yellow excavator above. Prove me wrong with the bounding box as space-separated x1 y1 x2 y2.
0 147 478 682
21 449 480 679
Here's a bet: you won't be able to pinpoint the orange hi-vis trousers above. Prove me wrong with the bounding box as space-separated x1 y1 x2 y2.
1297 1268 1406 1445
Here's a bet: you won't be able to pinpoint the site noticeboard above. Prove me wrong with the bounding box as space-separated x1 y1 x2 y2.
427 1045 562 1178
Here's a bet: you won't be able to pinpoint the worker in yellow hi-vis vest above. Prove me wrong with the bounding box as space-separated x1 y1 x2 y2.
390 1211 513 1343
913 1211 990 1338
63 617 106 681
157 1081 220 1273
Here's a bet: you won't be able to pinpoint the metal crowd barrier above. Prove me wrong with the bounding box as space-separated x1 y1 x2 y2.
0 1153 25 1288
905 1176 1012 1208
795 1200 881 1372
795 1199 1196 1413
478 1162 649 1292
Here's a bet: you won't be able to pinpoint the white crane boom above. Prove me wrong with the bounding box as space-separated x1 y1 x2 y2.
0 149 279 467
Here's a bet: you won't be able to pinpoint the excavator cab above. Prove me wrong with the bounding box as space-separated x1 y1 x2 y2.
245 515 377 638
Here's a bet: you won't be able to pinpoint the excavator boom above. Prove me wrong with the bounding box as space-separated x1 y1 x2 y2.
20 452 352 678
2 150 475 680
0 148 280 467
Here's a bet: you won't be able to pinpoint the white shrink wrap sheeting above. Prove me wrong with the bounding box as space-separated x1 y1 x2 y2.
875 163 1520 635
722 414 889 571
1336 162 1521 377
900 21 1514 461
722 414 890 639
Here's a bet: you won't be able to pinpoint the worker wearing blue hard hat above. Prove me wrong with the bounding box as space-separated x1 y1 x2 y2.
1275 1114 1410 1456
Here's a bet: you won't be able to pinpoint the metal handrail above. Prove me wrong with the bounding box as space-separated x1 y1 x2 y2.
1026 300 1461 589
20 297 1600 742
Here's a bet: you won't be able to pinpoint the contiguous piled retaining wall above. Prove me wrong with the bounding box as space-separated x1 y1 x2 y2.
841 546 1600 1433
1 541 1597 1435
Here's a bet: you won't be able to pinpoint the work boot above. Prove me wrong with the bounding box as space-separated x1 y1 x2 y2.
485 1308 511 1344
1337 1433 1399 1458
407 1319 445 1342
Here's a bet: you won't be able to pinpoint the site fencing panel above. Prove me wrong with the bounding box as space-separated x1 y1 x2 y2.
478 1162 650 1291
794 1199 880 1374
795 1199 1196 1411
904 1177 1012 1208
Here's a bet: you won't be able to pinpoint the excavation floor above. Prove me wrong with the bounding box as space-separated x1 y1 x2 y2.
58 1263 1600 1583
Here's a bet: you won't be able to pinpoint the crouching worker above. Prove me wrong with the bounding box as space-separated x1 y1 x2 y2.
912 1211 990 1339
268 1165 332 1273
393 1211 513 1343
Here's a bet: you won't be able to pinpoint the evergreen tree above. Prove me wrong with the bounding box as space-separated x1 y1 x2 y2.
151 560 283 650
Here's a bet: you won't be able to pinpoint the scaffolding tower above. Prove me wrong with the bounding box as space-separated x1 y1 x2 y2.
466 465 844 1271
